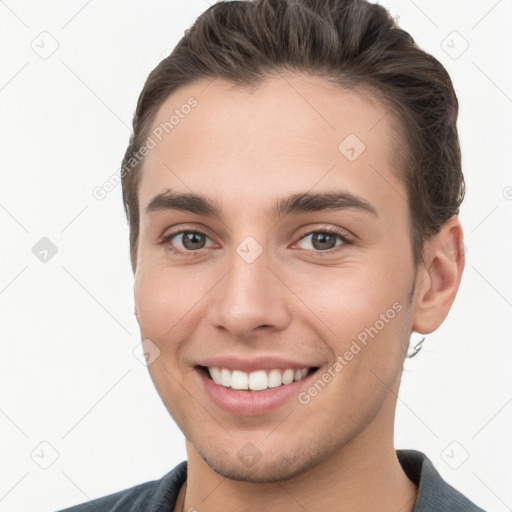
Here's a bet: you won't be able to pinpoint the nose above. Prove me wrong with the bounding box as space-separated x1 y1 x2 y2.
207 246 292 339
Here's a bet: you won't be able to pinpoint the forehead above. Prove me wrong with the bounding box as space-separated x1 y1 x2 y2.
138 73 406 218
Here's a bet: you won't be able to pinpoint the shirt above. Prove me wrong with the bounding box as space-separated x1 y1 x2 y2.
55 449 486 511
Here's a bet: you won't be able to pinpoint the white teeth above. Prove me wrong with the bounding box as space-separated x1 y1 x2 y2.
220 368 231 387
231 370 249 389
282 369 294 385
210 367 221 385
268 369 282 388
248 370 268 391
207 366 311 391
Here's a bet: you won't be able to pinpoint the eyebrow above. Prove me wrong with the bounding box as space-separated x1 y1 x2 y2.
144 189 378 218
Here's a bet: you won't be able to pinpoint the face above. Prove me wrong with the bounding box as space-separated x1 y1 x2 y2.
133 73 418 482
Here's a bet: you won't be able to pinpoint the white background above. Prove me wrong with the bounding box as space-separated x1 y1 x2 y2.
1 1 511 511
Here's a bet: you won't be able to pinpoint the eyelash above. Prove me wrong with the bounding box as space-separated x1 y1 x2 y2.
159 227 353 257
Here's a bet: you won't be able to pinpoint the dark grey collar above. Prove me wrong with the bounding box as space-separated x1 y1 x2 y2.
396 449 485 511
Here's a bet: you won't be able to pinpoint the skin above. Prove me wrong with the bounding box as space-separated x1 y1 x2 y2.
133 73 465 512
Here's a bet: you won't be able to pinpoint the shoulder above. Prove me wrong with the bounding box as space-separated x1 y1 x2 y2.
396 449 487 512
54 461 187 512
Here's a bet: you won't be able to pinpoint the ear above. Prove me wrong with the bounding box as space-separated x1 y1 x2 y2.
412 216 465 334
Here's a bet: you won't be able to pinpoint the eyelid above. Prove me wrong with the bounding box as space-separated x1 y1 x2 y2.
295 224 353 241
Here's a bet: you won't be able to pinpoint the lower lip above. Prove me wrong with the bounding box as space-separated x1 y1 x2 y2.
196 368 316 416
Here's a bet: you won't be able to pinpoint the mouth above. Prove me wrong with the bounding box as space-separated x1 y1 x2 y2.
198 365 319 391
193 356 322 415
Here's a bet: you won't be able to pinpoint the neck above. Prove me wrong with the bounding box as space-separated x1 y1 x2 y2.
179 412 418 512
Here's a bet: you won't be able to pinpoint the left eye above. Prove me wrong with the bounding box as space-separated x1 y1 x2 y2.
295 230 349 251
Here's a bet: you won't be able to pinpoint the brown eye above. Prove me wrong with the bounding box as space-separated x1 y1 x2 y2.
310 232 338 250
296 229 350 252
179 232 207 250
162 230 214 254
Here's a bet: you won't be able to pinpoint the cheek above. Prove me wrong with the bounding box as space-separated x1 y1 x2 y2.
133 268 195 409
134 266 183 341
292 259 403 325
134 264 213 344
293 259 411 374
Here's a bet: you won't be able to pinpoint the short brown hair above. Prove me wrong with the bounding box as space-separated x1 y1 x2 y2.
121 0 464 273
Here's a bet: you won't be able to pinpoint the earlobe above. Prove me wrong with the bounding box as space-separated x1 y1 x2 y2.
412 217 465 335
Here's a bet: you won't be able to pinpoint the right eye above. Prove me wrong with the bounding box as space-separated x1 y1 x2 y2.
160 230 215 256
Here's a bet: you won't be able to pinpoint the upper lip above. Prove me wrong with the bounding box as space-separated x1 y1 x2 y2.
196 355 320 373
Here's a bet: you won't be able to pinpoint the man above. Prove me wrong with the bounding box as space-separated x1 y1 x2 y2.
57 0 486 510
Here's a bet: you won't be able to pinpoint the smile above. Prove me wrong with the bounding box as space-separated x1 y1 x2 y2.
196 364 320 416
205 366 314 391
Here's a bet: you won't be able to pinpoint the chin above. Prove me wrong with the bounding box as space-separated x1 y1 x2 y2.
195 440 331 484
